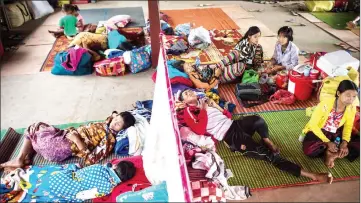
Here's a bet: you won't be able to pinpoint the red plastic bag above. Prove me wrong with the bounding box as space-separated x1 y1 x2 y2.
269 90 296 105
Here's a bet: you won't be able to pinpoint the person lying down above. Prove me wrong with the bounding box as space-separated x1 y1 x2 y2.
176 89 334 184
1 161 135 202
0 111 136 170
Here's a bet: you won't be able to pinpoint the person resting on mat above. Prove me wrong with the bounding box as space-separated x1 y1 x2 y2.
3 161 135 202
198 26 264 84
302 80 359 168
0 111 136 170
176 88 333 183
170 60 222 90
263 26 299 75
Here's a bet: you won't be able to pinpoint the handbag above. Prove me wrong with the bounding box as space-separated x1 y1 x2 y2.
269 90 296 105
235 83 268 108
51 51 93 76
129 45 152 74
94 57 126 76
241 69 259 84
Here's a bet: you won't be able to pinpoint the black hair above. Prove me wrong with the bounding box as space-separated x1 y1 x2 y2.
241 26 261 41
278 26 294 42
113 161 136 182
173 60 186 72
118 41 134 51
179 88 190 101
119 111 136 129
62 4 79 13
336 80 358 98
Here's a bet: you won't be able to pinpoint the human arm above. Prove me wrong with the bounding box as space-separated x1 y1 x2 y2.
283 45 299 70
188 72 219 91
208 99 232 118
342 106 357 142
308 101 331 143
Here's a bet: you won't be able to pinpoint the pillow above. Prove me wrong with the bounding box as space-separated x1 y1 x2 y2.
116 181 169 202
106 15 131 29
29 1 54 20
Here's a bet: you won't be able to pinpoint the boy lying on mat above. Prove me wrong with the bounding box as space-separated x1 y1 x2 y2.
0 111 136 170
1 161 135 202
176 88 333 184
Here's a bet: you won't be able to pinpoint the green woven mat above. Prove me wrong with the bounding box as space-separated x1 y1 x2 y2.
217 110 360 189
312 12 359 30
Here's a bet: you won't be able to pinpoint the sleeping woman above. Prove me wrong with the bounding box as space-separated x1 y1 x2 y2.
0 111 136 170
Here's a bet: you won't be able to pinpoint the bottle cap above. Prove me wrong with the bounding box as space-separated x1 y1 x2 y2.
336 137 341 141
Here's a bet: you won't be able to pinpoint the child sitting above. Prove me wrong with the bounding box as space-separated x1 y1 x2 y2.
48 4 83 39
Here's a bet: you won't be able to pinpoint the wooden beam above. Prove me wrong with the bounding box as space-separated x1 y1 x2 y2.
148 0 161 68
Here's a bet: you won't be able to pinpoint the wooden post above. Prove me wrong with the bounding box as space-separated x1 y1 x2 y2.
148 0 161 68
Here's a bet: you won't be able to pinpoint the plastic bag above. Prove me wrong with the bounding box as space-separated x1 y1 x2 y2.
188 26 211 50
30 1 54 19
305 0 335 12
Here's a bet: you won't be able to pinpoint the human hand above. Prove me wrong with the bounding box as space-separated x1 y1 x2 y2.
215 68 222 77
207 99 217 107
338 141 349 158
199 98 208 109
326 142 338 153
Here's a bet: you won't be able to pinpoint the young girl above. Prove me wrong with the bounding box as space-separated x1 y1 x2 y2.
302 80 359 168
215 26 264 83
176 89 333 183
0 111 136 170
48 4 84 38
263 26 299 75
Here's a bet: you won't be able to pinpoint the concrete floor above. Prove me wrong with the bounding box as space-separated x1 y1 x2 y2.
0 1 359 202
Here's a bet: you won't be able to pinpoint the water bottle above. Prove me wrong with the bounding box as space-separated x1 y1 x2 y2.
334 137 341 148
195 56 201 68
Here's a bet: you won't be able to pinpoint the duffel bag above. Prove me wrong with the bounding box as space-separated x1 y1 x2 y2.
94 57 126 76
235 83 268 108
51 51 93 76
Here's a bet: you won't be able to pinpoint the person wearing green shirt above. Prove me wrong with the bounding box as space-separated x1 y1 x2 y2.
49 4 78 39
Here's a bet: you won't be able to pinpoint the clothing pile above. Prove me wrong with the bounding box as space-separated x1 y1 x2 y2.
180 126 252 201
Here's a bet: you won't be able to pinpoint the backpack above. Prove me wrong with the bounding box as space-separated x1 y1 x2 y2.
235 83 268 108
51 51 93 76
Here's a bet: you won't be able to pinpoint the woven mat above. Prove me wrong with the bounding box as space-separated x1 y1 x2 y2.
218 83 319 114
40 36 70 72
217 110 359 190
161 8 239 30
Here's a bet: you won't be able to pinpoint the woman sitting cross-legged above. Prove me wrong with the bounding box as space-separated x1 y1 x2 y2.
263 26 299 75
176 89 333 183
0 111 136 170
302 80 359 168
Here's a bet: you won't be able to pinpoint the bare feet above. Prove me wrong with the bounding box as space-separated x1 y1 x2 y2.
314 173 333 184
325 150 338 168
0 158 25 170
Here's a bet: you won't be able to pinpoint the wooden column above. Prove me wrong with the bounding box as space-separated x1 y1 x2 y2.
148 0 161 68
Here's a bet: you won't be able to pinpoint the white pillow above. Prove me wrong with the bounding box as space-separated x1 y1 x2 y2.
30 1 54 19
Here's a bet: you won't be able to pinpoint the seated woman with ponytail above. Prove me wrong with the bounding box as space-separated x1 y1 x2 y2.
216 26 264 83
302 80 359 168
